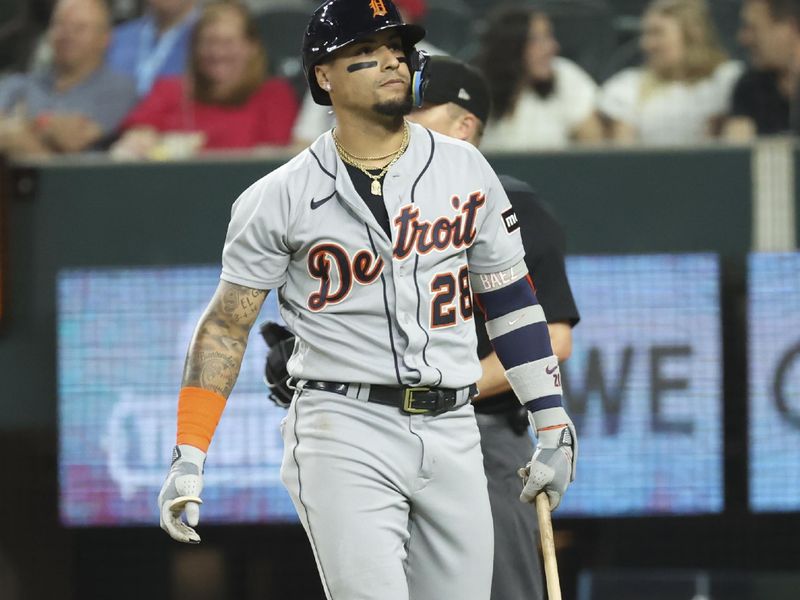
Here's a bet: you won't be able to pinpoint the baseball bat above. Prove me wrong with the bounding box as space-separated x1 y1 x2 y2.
536 493 562 600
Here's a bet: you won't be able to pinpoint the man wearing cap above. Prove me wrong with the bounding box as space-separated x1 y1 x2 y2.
157 2 578 599
291 0 446 147
409 55 581 600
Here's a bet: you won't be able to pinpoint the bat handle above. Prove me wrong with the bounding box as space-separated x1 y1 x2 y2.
536 493 562 600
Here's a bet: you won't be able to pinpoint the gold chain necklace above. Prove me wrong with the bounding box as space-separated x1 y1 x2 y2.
336 142 405 162
333 123 409 196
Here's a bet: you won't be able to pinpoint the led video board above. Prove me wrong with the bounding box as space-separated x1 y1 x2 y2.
748 253 800 512
558 254 722 516
58 254 723 525
58 267 294 525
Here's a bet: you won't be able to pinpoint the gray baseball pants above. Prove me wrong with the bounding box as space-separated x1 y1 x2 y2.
280 387 494 600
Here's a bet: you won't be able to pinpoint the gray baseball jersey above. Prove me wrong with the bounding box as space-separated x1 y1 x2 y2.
221 121 524 388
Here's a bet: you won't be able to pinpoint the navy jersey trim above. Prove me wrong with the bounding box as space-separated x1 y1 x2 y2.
411 128 435 202
309 148 335 180
410 130 442 386
366 226 403 385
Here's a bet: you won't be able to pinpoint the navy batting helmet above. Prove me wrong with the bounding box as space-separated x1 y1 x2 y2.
302 0 426 105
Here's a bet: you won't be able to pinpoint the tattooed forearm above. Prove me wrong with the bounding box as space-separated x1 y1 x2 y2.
182 281 268 397
196 351 238 396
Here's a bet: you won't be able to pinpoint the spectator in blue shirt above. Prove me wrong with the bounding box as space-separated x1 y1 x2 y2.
107 0 200 96
0 0 137 158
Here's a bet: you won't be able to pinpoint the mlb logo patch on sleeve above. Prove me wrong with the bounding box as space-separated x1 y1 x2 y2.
502 207 520 233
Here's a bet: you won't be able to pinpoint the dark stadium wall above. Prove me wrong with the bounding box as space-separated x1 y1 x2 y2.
0 148 753 429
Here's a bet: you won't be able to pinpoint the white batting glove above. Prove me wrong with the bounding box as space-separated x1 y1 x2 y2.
518 406 578 511
157 444 206 543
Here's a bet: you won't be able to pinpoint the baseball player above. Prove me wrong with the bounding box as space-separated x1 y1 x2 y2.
157 2 578 599
265 55 582 600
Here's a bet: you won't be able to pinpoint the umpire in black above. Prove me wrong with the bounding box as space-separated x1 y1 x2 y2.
408 56 581 600
261 55 580 600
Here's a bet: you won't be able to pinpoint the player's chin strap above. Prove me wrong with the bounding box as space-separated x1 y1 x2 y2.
409 49 430 108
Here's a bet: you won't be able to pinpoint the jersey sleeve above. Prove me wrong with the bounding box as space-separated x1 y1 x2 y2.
220 172 293 290
466 152 526 273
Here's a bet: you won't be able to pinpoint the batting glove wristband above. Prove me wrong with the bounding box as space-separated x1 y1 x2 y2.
157 444 206 544
518 406 578 511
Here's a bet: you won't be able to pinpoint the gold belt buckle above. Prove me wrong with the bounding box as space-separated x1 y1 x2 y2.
403 387 431 414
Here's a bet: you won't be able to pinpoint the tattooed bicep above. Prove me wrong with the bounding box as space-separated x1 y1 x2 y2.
213 281 268 327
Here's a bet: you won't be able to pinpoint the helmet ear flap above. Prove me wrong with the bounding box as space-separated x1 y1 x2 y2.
409 50 430 108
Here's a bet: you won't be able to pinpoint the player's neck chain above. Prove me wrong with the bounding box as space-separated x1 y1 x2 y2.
333 123 410 196
333 126 408 161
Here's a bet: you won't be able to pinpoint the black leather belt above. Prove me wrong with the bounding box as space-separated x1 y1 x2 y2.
303 380 477 415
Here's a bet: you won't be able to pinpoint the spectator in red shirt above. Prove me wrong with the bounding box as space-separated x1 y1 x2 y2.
112 1 298 159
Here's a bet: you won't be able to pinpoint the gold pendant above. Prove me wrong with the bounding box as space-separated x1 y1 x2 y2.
371 179 382 196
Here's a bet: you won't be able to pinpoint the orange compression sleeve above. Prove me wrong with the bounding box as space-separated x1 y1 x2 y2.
176 386 227 452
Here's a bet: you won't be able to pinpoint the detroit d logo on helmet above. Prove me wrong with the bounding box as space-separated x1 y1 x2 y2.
369 0 389 17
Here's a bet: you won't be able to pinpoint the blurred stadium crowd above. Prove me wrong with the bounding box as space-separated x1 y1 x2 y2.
0 0 797 161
